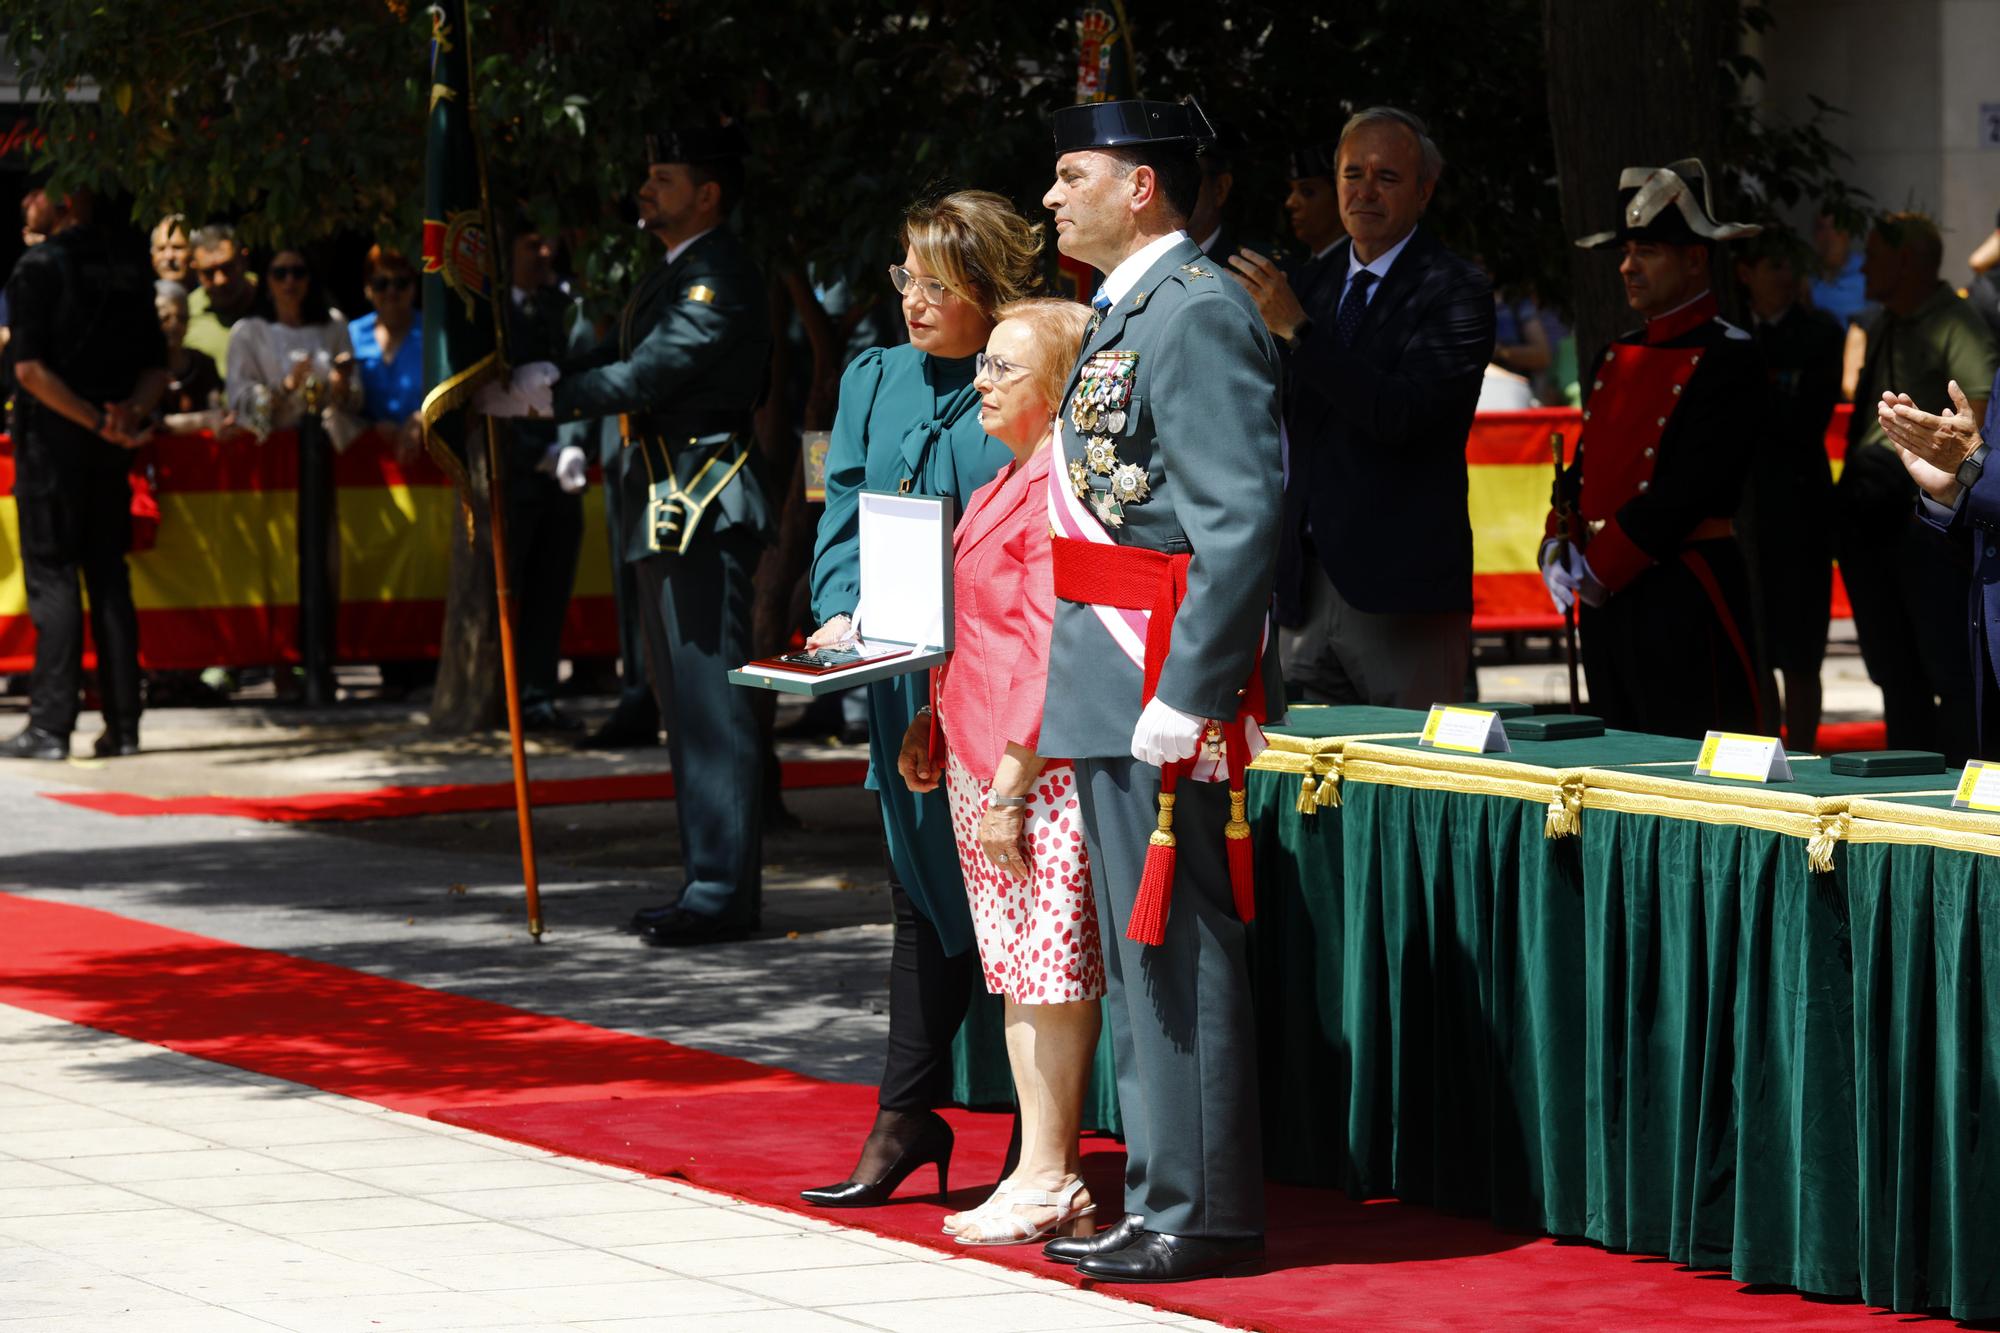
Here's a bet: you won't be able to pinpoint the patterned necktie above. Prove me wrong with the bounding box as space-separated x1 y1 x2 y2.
1333 269 1378 348
1087 285 1111 338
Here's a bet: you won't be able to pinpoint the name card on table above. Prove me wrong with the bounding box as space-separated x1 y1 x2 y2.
1419 705 1511 755
1695 731 1793 783
1952 762 2000 811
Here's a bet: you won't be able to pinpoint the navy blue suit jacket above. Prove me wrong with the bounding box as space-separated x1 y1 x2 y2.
1276 226 1495 619
1920 368 2000 739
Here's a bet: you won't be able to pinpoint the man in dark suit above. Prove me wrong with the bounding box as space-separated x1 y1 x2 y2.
1231 108 1495 707
1879 368 2000 759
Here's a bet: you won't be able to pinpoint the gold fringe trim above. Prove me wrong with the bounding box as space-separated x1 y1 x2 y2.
1545 777 1584 839
1252 731 1416 817
1806 811 1849 874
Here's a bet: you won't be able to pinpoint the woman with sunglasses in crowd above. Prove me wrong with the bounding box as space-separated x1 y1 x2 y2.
798 190 1042 1212
224 246 363 444
349 246 425 462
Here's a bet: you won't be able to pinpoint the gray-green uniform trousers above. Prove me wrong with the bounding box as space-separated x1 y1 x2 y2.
1040 236 1287 1240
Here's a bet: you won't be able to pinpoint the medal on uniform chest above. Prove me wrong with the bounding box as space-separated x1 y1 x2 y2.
1109 461 1150 507
1091 491 1125 527
1068 459 1091 499
1069 351 1140 496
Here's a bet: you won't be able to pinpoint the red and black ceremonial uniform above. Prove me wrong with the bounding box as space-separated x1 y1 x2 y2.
1547 291 1771 739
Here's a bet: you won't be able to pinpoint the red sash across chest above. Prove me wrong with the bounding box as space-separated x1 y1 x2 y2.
1574 342 1703 522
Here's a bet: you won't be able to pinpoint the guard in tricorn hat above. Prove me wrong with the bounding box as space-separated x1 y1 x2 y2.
1035 95 1286 1283
477 115 774 946
1541 159 1774 739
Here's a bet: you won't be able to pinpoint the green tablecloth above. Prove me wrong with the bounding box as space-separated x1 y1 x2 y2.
954 707 2000 1318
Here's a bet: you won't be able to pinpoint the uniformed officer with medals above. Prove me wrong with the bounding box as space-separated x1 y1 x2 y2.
1036 97 1285 1284
1541 160 1771 739
478 120 773 946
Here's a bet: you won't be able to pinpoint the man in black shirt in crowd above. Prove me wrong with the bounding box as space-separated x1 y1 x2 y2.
1 183 168 760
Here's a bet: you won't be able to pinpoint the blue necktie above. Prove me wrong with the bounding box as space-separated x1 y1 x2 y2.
1333 269 1377 348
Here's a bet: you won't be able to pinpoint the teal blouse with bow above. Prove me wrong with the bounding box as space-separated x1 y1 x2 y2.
809 343 1013 955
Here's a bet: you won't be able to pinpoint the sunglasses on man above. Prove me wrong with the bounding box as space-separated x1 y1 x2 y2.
367 274 414 294
268 264 311 282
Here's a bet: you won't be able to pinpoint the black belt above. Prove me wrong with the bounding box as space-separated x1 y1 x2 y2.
620 412 750 445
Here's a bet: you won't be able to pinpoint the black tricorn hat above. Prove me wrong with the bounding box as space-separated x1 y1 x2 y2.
1052 97 1217 154
645 120 749 167
1576 159 1761 250
1287 142 1337 183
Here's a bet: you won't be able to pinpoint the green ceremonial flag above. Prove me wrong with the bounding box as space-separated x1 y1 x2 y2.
419 0 506 492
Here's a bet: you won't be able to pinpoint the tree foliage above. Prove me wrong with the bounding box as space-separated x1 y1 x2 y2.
5 0 1559 309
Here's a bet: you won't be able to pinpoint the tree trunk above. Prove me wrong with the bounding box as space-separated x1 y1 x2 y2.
429 426 506 735
1544 0 1739 358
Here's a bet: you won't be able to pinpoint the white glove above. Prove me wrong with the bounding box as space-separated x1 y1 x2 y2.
1539 539 1579 613
547 444 588 493
1131 695 1206 768
1539 540 1609 612
472 361 560 418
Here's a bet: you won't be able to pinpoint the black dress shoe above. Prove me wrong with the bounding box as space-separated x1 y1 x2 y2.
625 902 679 934
92 730 140 758
520 701 583 733
639 907 753 947
1074 1230 1264 1284
800 1109 953 1208
0 726 68 761
1044 1213 1144 1265
578 706 659 750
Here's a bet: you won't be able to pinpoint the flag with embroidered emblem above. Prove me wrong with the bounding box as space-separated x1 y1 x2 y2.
417 0 507 494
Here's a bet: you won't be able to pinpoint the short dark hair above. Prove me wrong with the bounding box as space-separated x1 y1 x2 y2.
1108 143 1201 225
686 159 744 217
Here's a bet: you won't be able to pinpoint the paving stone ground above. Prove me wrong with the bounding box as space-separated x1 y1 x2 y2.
0 638 1883 1330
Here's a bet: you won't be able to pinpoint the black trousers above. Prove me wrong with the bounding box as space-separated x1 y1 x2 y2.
505 474 583 706
1579 538 1762 741
15 461 141 739
1840 505 1975 762
878 860 977 1112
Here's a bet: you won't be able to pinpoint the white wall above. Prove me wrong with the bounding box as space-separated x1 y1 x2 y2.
1758 0 2000 281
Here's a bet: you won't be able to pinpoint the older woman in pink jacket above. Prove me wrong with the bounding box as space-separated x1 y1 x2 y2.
897 297 1101 1247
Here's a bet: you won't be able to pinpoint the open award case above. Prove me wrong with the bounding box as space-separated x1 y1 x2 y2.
729 490 954 696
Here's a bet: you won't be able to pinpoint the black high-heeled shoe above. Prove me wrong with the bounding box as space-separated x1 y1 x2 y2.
800 1110 953 1208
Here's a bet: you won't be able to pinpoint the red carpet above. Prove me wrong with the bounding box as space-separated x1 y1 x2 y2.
0 892 1945 1332
38 759 868 822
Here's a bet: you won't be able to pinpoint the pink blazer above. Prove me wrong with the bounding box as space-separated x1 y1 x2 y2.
934 441 1055 783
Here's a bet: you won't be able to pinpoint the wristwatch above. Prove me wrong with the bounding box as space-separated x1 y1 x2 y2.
989 792 1028 809
1957 440 1990 489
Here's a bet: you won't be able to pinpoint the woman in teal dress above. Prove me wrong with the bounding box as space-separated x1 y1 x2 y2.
799 190 1044 1207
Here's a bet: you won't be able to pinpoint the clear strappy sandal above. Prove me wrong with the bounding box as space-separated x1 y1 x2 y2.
953 1175 1095 1247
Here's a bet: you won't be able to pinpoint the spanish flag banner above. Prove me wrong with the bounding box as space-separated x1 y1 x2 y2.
418 0 506 491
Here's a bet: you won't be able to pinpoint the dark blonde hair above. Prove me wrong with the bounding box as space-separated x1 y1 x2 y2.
993 297 1092 409
901 190 1043 318
365 244 416 280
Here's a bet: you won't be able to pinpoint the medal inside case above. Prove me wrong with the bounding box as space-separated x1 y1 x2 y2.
730 490 957 696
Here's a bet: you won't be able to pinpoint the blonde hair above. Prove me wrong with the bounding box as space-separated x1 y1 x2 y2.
901 190 1043 318
994 297 1092 410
